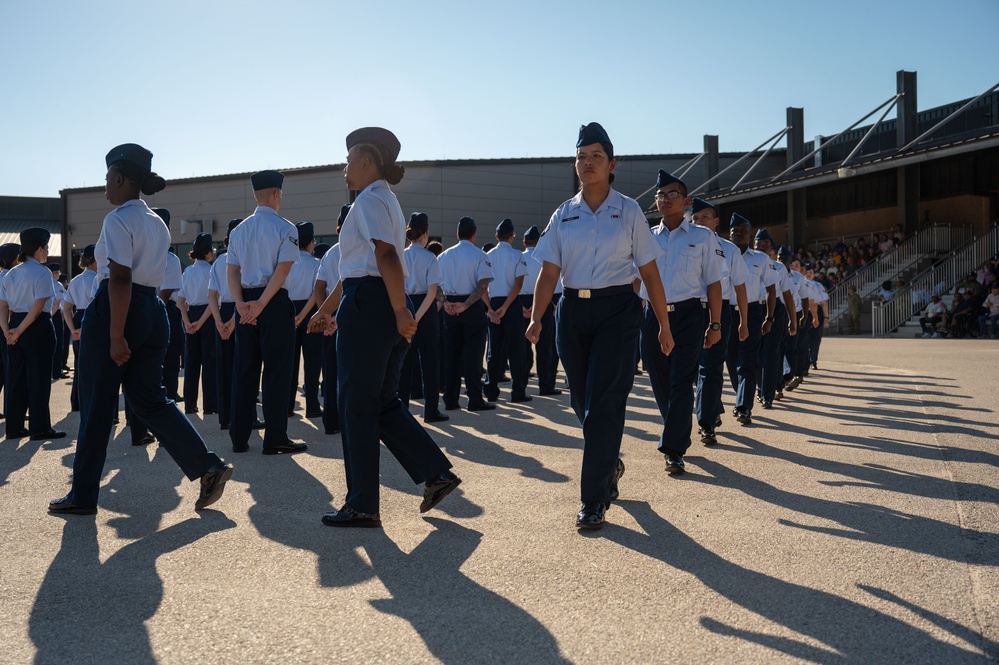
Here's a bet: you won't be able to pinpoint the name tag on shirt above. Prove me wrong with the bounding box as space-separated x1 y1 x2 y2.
562 216 580 223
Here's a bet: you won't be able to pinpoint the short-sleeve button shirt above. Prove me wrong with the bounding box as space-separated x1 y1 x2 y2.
438 240 493 296
0 258 56 313
533 188 662 290
208 250 233 303
404 243 442 295
639 218 722 302
67 270 98 310
227 206 300 288
788 270 807 311
338 180 407 280
741 248 778 303
316 244 341 299
180 261 212 306
285 251 320 300
95 198 170 288
718 237 748 302
486 241 528 298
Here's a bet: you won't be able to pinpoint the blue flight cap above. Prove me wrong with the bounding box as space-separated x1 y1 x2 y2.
0 243 18 266
457 216 477 237
496 218 514 236
524 226 541 242
777 245 793 259
314 243 331 259
152 208 171 227
251 170 284 191
47 262 61 271
346 127 401 163
730 213 751 228
296 221 315 247
577 122 612 151
691 198 715 214
226 218 242 237
754 228 773 242
105 143 152 171
19 227 50 249
82 244 96 260
409 212 429 233
337 204 351 231
656 169 685 191
193 233 214 254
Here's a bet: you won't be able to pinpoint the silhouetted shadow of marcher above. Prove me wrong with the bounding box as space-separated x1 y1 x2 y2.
0 439 45 487
317 518 572 664
606 500 994 662
29 515 235 665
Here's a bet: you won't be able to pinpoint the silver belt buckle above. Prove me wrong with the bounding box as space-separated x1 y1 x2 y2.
578 289 592 299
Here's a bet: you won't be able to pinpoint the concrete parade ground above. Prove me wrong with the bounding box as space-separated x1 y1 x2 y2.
0 337 997 664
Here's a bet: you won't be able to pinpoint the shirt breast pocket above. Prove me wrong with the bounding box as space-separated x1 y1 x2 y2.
680 246 701 274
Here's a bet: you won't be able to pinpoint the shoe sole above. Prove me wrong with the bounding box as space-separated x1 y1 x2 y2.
48 505 98 516
321 515 382 528
420 478 462 513
575 520 605 530
262 446 308 455
666 466 686 476
195 465 232 510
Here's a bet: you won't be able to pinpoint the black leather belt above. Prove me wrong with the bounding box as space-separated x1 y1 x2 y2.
564 284 633 299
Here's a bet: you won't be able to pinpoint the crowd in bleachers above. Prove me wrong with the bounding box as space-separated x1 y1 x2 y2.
918 261 999 338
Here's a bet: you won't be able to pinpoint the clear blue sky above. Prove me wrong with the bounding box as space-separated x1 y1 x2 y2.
2 0 997 197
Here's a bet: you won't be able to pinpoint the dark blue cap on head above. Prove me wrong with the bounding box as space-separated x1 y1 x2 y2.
193 233 214 254
47 262 61 271
777 245 792 258
296 221 315 247
0 243 19 266
496 218 514 236
577 122 612 151
754 228 773 242
152 208 171 226
106 143 153 171
337 204 351 229
457 216 477 236
730 213 751 228
524 225 541 242
691 198 715 214
314 243 331 259
251 170 284 191
58 274 69 283
82 244 96 260
20 227 50 248
227 218 242 237
656 169 685 191
346 127 401 164
409 212 429 233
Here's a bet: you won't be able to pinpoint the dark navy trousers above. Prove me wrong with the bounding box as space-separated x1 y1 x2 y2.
70 282 221 507
163 301 184 401
215 302 236 428
289 299 322 414
729 303 764 415
337 277 451 514
484 296 528 400
795 316 813 377
51 311 64 379
641 299 702 456
521 294 559 393
557 291 642 505
230 288 295 451
183 304 218 413
322 331 340 433
761 305 789 402
442 298 488 408
6 312 55 435
809 309 825 365
70 310 84 411
399 293 442 418
695 300 731 431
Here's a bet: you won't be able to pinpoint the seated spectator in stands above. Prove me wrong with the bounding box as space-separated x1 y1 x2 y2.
950 292 979 338
877 280 896 303
919 294 948 338
891 224 905 244
977 284 999 339
819 243 831 261
956 272 984 303
843 254 859 274
878 233 893 255
847 285 863 335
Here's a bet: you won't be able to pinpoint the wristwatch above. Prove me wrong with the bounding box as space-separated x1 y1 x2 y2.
708 322 721 331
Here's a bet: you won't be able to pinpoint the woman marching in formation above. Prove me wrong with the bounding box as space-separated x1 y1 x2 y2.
63 243 98 412
527 122 674 531
178 232 218 416
48 143 231 515
309 127 460 527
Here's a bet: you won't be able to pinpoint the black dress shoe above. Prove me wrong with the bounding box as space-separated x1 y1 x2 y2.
762 401 773 409
443 403 460 411
609 458 625 501
30 429 66 441
196 463 233 510
321 505 381 528
5 428 29 440
132 434 155 446
510 394 533 403
736 411 753 425
220 424 230 431
184 409 198 415
232 445 249 453
539 388 562 396
775 391 784 401
665 454 686 476
203 409 218 416
576 502 606 530
420 471 461 513
262 442 308 455
324 428 341 435
424 413 450 424
701 428 718 446
306 410 323 418
467 402 495 412
484 393 499 403
252 420 266 430
48 496 97 515
715 416 723 428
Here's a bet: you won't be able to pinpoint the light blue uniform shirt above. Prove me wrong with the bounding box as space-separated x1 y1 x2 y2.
0 258 56 313
639 218 722 302
533 188 662 290
404 244 442 295
208 251 233 304
67 270 98 310
338 180 407 280
227 206 300 288
787 270 806 311
770 260 792 301
811 279 829 304
52 279 66 310
95 198 170 289
717 237 748 302
438 239 492 296
741 248 779 303
180 261 212 306
285 251 320 300
316 244 341 298
486 241 527 298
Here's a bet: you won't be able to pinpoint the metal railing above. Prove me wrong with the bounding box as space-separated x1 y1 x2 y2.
872 222 999 336
827 224 972 328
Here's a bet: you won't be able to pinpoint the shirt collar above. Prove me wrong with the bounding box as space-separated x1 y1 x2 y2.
566 187 624 214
